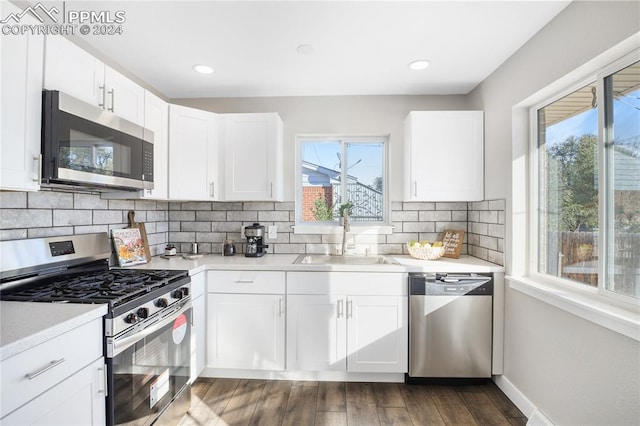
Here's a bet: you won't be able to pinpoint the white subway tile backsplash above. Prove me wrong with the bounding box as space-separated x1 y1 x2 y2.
28 226 74 238
53 210 90 226
29 192 73 209
1 229 27 240
196 211 227 221
93 210 124 225
244 202 274 211
403 202 435 211
169 210 196 221
107 199 136 211
391 210 419 222
74 193 108 210
403 222 436 233
479 210 498 223
75 225 110 234
1 190 505 266
0 192 27 208
419 210 452 222
181 221 212 232
2 209 52 228
258 210 290 222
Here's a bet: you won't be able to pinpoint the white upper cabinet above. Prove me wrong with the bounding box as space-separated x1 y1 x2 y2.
44 35 144 126
0 2 44 191
404 111 484 201
168 104 220 200
103 66 145 126
102 91 169 200
222 113 283 201
142 91 169 199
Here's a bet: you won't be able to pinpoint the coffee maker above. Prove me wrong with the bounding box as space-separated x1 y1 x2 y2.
244 223 269 257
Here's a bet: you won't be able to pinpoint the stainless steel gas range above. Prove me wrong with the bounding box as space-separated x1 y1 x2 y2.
0 233 192 426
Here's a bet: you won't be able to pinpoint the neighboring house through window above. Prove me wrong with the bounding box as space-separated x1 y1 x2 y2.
296 136 388 230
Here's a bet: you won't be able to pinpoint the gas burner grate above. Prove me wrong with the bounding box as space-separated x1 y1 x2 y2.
0 269 188 308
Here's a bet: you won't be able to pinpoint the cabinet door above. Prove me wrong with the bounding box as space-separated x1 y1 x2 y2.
168 105 219 200
347 295 408 373
190 272 206 382
44 35 104 107
286 294 347 371
207 293 285 370
404 111 484 201
223 113 283 201
191 294 206 382
104 66 145 126
1 357 106 425
142 91 168 199
0 2 43 191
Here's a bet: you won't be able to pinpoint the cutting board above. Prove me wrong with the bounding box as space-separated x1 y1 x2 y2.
128 210 151 262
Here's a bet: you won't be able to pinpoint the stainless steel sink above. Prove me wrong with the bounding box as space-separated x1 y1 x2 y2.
293 254 399 265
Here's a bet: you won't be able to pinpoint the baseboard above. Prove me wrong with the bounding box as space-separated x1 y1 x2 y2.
492 375 554 425
200 368 405 383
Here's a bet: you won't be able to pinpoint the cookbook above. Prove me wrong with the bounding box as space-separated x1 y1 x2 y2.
112 228 148 267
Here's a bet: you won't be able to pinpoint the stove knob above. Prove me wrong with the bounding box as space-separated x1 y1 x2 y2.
137 307 149 319
125 313 139 324
181 287 190 296
155 298 168 308
172 289 184 299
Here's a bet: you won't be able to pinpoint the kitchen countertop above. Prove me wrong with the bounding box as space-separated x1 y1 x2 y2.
129 253 504 274
0 302 107 362
0 254 502 361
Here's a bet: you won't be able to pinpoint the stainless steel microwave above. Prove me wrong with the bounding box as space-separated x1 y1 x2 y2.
41 90 154 191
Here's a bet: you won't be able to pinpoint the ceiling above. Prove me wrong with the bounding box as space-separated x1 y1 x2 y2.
40 1 571 98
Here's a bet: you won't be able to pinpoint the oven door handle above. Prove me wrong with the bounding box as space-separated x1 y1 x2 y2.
108 300 191 358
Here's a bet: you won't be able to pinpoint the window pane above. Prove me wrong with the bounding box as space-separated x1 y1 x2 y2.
301 140 341 222
605 61 640 298
344 142 384 222
538 83 599 286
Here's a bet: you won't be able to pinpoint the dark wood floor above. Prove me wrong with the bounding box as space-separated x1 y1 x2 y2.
178 378 527 426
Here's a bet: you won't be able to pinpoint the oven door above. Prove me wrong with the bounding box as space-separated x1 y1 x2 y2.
42 90 154 190
106 300 191 426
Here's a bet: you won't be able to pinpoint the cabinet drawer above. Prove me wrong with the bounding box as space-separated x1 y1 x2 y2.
0 319 102 418
190 272 206 299
287 272 407 295
208 271 285 294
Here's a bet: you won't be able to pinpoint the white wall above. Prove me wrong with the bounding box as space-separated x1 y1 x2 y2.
468 1 640 424
172 95 467 201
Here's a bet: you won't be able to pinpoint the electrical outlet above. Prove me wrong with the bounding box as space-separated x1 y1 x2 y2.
268 225 277 240
240 225 247 239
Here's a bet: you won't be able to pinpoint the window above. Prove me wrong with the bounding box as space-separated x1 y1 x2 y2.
534 56 639 301
296 136 388 228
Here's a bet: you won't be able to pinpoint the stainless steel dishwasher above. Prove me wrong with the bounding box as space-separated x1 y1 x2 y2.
407 273 493 380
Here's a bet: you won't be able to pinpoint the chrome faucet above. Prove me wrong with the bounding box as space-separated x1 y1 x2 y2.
341 210 351 256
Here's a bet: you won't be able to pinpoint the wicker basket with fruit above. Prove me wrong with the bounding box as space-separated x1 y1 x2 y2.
407 240 445 260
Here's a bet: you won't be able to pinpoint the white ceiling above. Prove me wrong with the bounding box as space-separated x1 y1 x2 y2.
56 1 571 98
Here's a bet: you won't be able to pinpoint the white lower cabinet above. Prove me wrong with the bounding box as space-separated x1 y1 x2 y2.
190 272 206 382
0 318 105 425
286 294 346 371
286 272 408 374
1 357 106 426
206 271 285 371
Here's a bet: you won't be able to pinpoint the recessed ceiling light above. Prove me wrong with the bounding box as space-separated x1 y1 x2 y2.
408 60 430 70
296 44 315 55
193 64 214 74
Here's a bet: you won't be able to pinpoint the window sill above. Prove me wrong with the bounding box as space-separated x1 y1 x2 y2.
506 275 640 342
293 224 394 235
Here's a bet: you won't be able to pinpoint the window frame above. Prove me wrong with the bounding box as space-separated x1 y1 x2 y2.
294 134 392 235
528 50 640 307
